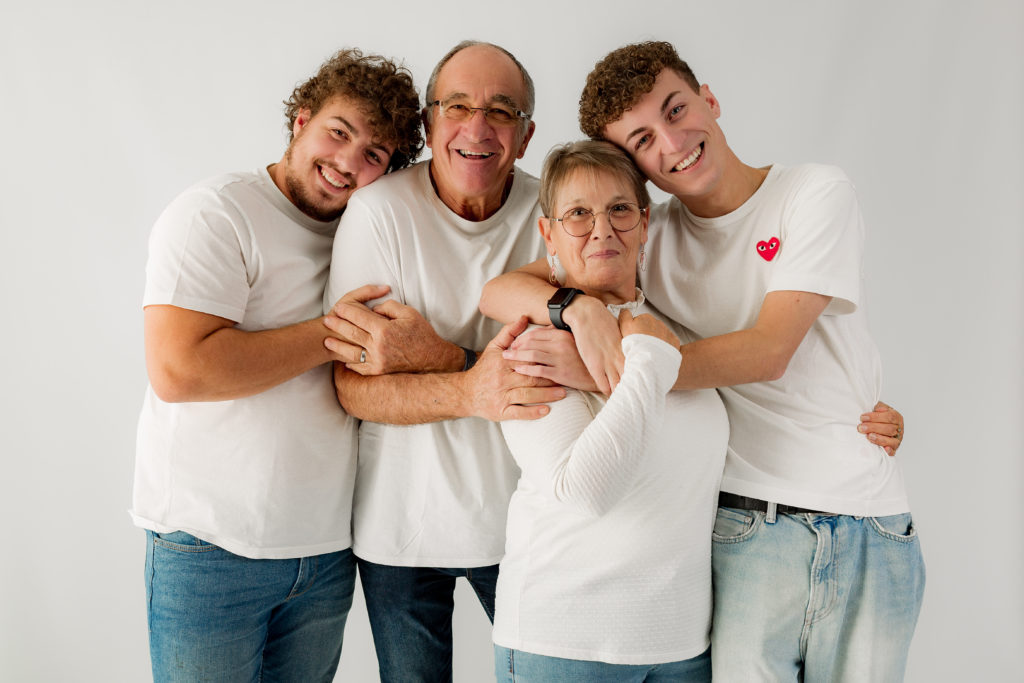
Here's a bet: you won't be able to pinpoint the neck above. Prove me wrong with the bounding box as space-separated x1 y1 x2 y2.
571 280 637 306
684 154 769 219
429 162 513 221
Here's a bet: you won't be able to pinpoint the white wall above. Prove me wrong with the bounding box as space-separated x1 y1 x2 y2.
1 1 1020 680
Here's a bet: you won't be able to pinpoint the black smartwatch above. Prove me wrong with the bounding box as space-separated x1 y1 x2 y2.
547 287 584 332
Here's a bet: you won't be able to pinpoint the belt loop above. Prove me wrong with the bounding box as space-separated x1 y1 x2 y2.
766 502 778 524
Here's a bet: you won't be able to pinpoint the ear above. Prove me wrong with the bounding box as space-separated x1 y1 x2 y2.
538 216 556 255
293 108 312 138
639 207 650 245
516 120 536 159
700 84 721 120
422 108 433 149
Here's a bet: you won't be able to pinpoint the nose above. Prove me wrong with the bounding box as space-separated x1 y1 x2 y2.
462 108 494 139
659 126 687 155
590 211 617 240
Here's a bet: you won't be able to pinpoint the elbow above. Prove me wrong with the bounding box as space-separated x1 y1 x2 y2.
478 281 499 320
552 484 613 518
147 364 201 403
333 364 369 419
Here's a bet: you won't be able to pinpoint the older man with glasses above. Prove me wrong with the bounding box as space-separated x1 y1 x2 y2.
322 41 561 682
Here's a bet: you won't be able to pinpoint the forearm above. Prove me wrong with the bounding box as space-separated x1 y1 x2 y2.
148 317 332 402
334 363 469 424
674 290 831 391
674 327 790 391
479 263 554 325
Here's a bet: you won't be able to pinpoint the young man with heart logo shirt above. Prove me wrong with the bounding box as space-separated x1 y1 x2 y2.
483 41 923 682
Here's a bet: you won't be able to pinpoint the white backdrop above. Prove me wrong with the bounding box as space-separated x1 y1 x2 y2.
1 1 1020 680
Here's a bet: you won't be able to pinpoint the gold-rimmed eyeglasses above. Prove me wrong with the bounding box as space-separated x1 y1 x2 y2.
550 203 644 237
428 100 531 127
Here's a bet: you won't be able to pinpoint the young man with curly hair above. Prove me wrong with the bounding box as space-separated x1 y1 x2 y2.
482 41 922 682
132 48 423 681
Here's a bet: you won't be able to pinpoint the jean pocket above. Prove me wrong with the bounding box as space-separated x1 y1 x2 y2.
869 512 918 543
152 530 219 553
712 507 760 543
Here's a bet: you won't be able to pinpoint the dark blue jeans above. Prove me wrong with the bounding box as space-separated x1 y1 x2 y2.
357 557 500 683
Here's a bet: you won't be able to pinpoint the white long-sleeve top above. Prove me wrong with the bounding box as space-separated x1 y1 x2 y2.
493 300 729 665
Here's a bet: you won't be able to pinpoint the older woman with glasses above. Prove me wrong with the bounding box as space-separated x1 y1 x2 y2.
490 140 726 682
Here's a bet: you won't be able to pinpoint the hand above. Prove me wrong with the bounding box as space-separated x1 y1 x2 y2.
463 317 567 421
502 326 600 393
858 400 904 456
617 310 680 348
324 287 459 375
562 295 624 395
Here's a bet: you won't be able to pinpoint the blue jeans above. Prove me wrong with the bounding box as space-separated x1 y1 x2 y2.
493 645 711 682
710 508 925 682
145 530 356 682
357 558 499 683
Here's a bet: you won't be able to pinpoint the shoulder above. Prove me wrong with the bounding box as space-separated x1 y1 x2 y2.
773 163 854 194
344 161 426 213
160 171 265 221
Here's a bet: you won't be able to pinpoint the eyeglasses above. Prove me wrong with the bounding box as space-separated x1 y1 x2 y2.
428 100 531 127
550 203 644 237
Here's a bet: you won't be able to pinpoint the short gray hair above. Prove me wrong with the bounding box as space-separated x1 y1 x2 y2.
424 40 535 129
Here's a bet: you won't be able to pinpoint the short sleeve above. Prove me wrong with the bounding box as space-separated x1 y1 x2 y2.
324 193 402 313
143 186 252 322
768 168 864 315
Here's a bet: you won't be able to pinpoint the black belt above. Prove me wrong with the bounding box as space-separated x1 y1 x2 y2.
718 492 834 516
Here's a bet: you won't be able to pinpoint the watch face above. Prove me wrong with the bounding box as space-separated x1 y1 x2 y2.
548 287 579 307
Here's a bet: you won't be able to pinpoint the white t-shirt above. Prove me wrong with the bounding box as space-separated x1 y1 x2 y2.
642 163 908 516
494 298 729 664
325 161 546 567
132 167 359 559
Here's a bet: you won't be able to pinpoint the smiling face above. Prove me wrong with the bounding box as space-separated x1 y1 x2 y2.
542 168 648 305
603 68 736 217
274 96 394 221
425 44 535 220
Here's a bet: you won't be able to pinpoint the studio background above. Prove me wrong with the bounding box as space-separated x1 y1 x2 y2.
1 1 1020 680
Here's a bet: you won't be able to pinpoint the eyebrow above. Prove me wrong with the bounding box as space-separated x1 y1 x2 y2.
623 90 683 143
327 115 392 157
443 92 521 110
560 193 634 207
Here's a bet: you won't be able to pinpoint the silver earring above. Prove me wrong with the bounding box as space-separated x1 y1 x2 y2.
548 253 562 285
639 244 647 272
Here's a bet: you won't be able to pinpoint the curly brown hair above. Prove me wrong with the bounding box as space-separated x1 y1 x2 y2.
579 42 700 141
284 48 423 172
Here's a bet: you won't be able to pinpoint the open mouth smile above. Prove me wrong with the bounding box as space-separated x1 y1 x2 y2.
672 143 704 172
319 165 352 190
457 150 495 159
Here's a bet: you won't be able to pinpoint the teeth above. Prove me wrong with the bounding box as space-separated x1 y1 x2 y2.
320 166 349 189
458 150 494 159
673 144 703 172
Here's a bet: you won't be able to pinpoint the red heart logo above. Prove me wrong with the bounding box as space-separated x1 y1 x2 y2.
756 237 780 261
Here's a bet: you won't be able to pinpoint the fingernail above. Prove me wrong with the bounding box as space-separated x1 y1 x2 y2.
868 433 878 442
857 424 866 432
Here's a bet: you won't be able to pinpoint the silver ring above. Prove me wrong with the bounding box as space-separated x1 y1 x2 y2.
359 349 367 364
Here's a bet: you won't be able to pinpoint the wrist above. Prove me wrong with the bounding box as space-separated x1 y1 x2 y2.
562 294 604 330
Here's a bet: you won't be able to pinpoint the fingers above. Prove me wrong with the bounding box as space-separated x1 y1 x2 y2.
323 336 365 364
324 313 370 347
488 316 530 352
332 301 391 334
617 308 635 334
338 284 390 305
372 299 412 320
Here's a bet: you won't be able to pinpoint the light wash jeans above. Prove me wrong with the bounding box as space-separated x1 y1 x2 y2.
493 645 711 682
145 530 356 682
711 507 925 682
